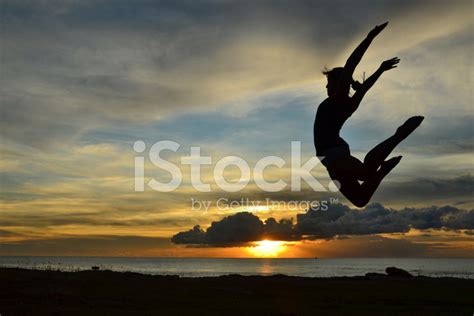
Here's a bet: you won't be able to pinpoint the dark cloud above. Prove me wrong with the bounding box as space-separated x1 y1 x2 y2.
297 203 409 238
298 203 474 239
402 205 474 230
172 203 473 245
0 229 20 237
205 212 264 246
373 174 474 205
172 212 300 246
171 225 207 245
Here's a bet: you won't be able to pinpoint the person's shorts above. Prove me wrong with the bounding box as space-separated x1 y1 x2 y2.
319 145 350 168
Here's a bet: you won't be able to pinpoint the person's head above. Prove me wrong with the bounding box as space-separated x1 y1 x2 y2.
323 67 362 97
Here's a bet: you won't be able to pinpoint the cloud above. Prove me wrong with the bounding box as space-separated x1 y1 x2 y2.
0 229 20 237
1 0 473 256
373 174 474 206
297 203 474 239
401 205 474 230
172 203 473 245
172 212 300 246
297 203 409 238
1 0 471 148
0 235 173 256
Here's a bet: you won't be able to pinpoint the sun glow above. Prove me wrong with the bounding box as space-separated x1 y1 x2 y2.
248 240 287 257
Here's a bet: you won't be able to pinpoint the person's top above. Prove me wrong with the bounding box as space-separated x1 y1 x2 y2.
313 96 355 157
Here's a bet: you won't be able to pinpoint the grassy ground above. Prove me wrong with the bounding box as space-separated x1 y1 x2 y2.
1 268 473 315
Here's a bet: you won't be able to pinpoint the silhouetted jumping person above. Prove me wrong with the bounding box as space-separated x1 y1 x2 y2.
314 22 423 207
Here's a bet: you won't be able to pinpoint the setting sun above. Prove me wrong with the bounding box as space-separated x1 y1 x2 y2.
248 240 287 257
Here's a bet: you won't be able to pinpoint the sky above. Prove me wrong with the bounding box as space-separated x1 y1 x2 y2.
0 0 473 257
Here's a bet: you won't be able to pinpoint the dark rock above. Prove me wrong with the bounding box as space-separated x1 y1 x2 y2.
386 266 413 278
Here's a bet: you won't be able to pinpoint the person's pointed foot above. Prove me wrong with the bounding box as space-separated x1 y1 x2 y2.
380 156 402 175
396 116 424 139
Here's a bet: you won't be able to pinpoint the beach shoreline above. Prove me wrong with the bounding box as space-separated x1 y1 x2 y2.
1 267 473 315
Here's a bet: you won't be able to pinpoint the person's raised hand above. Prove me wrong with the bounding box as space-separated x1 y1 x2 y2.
368 22 389 39
380 57 400 71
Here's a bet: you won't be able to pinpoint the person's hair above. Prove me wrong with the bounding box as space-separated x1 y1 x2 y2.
323 67 362 92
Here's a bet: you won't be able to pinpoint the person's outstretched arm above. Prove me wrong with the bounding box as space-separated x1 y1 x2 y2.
349 57 400 113
343 22 388 80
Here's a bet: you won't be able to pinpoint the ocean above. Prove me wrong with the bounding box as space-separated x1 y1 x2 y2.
0 257 472 278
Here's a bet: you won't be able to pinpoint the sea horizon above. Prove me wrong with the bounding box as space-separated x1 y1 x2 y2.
2 256 472 279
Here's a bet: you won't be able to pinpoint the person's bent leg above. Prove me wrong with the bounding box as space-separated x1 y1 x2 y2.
363 134 399 173
364 116 423 172
336 176 367 207
328 155 371 181
333 156 402 207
